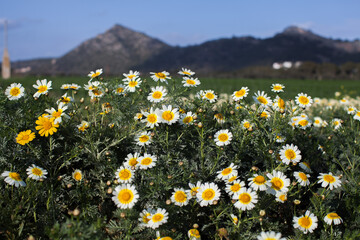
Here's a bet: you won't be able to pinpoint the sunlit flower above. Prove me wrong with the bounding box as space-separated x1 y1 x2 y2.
148 208 168 229
57 93 73 105
225 180 245 196
123 70 140 80
197 182 221 206
347 106 356 115
135 131 152 146
115 166 134 183
179 112 196 126
159 105 180 125
318 172 341 190
313 117 323 127
178 68 195 76
260 110 270 119
257 231 286 240
1 171 26 187
171 188 190 206
295 93 313 108
112 184 139 209
324 212 343 225
214 129 233 146
331 118 342 130
138 209 152 227
113 84 126 95
248 174 268 191
294 171 310 186
232 87 249 101
273 96 285 112
217 163 238 180
293 210 318 234
26 164 48 180
266 170 290 194
214 113 225 124
72 169 83 181
77 121 90 132
123 153 140 169
182 77 200 87
33 79 52 98
88 87 104 98
187 181 202 198
5 83 25 100
241 119 253 130
271 83 285 93
88 68 103 79
202 90 217 103
84 80 100 91
35 114 59 137
141 107 161 128
150 71 171 83
296 117 312 130
233 188 258 211
188 228 201 239
16 130 35 145
279 144 301 165
147 86 167 103
230 214 238 225
45 102 69 125
253 91 272 107
138 153 157 169
275 192 287 203
123 78 142 92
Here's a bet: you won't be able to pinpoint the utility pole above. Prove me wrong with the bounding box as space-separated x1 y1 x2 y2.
2 20 11 79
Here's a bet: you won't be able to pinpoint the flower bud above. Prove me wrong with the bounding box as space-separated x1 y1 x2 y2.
259 210 266 216
107 188 113 194
73 208 80 216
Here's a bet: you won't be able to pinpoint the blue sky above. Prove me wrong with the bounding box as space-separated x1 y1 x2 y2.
1 0 360 61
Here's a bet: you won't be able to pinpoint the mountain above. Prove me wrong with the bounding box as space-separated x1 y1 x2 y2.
10 25 360 76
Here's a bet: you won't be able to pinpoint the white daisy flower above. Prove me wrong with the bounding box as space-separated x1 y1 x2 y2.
293 210 318 234
214 113 225 124
57 93 73 105
45 102 69 125
150 71 171 83
266 170 290 194
241 119 252 130
61 84 71 90
135 131 152 146
115 166 134 183
72 169 83 181
248 174 268 191
295 93 313 108
347 106 356 115
257 231 286 240
112 184 139 209
171 188 190 206
141 107 161 128
271 83 285 93
299 162 312 173
123 70 140 80
331 118 342 130
196 182 221 207
273 96 286 112
187 181 202 198
275 134 286 143
26 164 48 180
113 84 126 95
324 212 343 225
294 171 310 186
84 80 100 91
217 163 238 181
354 111 360 121
159 105 180 125
275 192 287 203
232 87 249 101
339 98 348 105
214 129 233 146
148 208 169 229
179 112 196 126
233 187 258 211
279 144 302 165
182 77 200 87
1 171 26 187
5 83 25 100
317 172 341 190
202 90 218 103
69 83 81 90
230 214 239 225
33 79 52 98
123 78 142 92
138 153 157 169
123 153 140 169
147 86 167 103
260 110 270 119
88 87 104 99
313 117 323 127
88 68 103 79
296 117 312 130
225 180 245 196
313 97 321 104
138 209 152 227
178 67 195 76
77 121 90 133
253 91 272 108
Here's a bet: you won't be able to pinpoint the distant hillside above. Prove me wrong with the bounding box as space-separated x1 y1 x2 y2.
9 25 360 76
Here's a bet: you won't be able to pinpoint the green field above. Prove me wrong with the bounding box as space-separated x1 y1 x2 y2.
1 76 359 99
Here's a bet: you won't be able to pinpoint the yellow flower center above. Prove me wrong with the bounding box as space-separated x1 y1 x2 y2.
186 79 196 85
298 96 309 105
141 157 152 165
260 112 268 118
324 175 335 183
298 172 308 181
116 87 124 93
257 96 268 105
38 85 48 93
271 177 284 191
162 111 174 121
183 71 191 75
10 87 21 96
327 213 340 219
254 175 266 184
91 72 100 78
9 172 21 181
32 168 42 176
60 97 71 103
93 89 102 96
230 183 241 192
152 213 164 222
314 120 320 124
155 72 166 79
128 81 138 88
298 216 312 229
139 135 149 143
191 187 199 195
42 120 53 130
235 89 246 98
117 189 134 203
202 189 215 200
273 85 283 91
205 92 215 100
279 194 287 201
119 169 131 180
189 229 200 237
174 191 187 202
243 122 251 129
285 149 296 160
129 158 138 166
238 193 251 204
52 110 63 118
142 213 151 223
277 98 285 109
74 172 82 181
183 116 193 124
147 114 158 124
128 74 136 79
298 119 308 127
152 91 163 99
228 176 237 182
222 168 232 175
22 134 30 140
218 133 229 142
356 112 360 117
